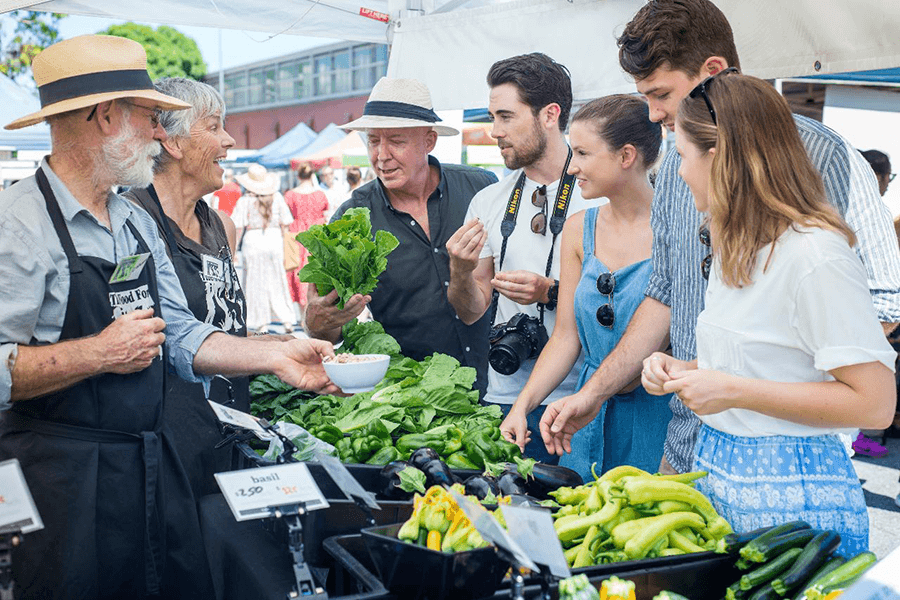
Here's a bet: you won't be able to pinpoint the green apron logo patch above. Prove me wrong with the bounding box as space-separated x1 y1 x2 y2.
109 253 151 284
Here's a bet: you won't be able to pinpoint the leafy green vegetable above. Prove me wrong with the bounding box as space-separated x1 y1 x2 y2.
513 456 537 480
342 319 401 357
297 207 399 309
398 466 427 494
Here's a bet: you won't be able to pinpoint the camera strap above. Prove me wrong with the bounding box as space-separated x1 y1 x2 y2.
489 147 575 327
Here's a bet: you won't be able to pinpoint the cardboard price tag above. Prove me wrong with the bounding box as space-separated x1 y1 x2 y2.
316 453 379 510
0 458 43 534
215 463 328 522
208 401 275 441
500 504 570 579
448 489 538 572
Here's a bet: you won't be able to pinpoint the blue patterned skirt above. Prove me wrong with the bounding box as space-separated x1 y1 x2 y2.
692 425 869 556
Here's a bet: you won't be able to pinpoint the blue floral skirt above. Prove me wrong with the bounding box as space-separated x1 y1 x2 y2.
692 425 868 556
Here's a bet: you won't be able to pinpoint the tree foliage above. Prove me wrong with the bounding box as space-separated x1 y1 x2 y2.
99 23 207 81
0 11 66 80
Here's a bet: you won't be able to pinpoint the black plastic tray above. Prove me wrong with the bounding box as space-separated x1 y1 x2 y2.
322 535 391 599
361 523 509 600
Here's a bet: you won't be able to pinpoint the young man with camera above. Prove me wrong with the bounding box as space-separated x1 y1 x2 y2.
446 53 599 463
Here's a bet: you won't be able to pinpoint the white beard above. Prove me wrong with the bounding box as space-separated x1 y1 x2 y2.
100 117 162 188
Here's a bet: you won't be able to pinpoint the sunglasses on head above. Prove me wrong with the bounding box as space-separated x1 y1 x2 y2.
530 185 548 235
688 67 739 126
596 271 615 328
699 225 712 280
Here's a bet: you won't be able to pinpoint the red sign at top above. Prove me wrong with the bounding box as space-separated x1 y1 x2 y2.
360 7 390 22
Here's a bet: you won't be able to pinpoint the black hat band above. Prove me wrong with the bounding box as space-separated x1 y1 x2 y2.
39 69 154 108
362 100 442 123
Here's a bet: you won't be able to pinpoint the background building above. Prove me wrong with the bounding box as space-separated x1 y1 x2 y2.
205 41 389 149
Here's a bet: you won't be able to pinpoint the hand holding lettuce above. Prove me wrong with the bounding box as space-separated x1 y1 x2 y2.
296 207 399 309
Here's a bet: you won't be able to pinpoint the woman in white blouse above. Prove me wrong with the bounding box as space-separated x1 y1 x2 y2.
642 73 896 555
233 164 297 334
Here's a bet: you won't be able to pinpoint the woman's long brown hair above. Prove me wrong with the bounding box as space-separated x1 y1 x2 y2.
677 74 855 287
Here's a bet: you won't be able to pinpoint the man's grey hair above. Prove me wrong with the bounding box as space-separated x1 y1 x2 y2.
153 77 226 173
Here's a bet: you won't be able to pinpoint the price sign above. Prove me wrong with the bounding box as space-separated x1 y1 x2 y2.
215 463 329 522
208 401 275 441
501 504 570 579
0 459 43 534
315 453 379 510
448 489 538 572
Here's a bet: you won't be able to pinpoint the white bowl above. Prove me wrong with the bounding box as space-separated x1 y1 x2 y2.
322 354 391 394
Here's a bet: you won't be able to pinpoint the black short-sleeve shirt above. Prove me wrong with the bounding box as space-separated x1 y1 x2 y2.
333 156 497 396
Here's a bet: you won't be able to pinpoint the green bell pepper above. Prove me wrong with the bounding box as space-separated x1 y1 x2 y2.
445 451 479 470
366 445 402 465
310 424 343 446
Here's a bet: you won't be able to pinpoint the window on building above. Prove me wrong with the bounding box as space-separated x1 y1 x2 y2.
314 54 332 96
224 72 248 108
249 66 277 105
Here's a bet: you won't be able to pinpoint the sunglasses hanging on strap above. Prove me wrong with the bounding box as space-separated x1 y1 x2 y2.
488 148 576 327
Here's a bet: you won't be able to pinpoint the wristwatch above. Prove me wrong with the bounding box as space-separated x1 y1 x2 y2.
542 279 559 311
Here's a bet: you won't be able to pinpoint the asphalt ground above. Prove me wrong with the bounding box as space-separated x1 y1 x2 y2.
853 432 900 558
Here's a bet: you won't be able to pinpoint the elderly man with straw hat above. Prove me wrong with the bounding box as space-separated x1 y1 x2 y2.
0 35 340 599
304 77 497 395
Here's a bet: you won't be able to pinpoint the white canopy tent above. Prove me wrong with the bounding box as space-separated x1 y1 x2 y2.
2 0 900 108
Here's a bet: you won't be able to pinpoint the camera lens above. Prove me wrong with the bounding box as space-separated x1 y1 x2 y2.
489 331 530 375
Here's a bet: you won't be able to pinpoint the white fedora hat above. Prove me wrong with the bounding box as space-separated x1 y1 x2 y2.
236 164 280 196
342 77 458 136
5 35 191 131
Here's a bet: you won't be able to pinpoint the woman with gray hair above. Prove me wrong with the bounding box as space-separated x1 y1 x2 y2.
123 77 252 500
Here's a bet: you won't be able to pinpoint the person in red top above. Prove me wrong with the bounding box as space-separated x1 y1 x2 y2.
284 162 329 308
212 168 241 215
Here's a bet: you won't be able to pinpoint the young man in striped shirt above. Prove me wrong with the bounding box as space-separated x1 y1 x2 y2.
540 0 900 473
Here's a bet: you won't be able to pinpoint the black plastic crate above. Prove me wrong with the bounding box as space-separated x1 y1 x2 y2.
322 535 391 599
334 528 738 600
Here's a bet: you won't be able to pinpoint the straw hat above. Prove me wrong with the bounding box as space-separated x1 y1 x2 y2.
5 35 191 131
236 164 280 196
342 77 458 136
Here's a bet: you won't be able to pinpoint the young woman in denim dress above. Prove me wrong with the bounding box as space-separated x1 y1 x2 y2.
503 95 672 481
642 73 896 555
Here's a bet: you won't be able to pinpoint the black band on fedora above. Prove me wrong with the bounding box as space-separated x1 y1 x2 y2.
39 69 154 107
363 100 442 123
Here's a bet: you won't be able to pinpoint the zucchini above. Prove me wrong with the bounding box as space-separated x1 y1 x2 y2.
718 525 786 555
792 557 846 600
748 583 783 600
743 529 819 564
740 521 811 562
726 581 752 600
740 548 803 591
771 531 841 596
809 551 876 591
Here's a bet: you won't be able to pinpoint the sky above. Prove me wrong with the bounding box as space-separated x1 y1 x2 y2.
57 15 341 74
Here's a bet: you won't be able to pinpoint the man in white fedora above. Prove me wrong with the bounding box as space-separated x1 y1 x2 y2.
305 77 497 395
0 34 339 600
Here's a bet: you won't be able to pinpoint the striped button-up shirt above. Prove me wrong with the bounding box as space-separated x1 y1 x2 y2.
648 114 900 473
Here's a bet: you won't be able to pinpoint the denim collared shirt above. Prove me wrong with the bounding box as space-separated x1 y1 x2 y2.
0 159 218 410
648 114 900 473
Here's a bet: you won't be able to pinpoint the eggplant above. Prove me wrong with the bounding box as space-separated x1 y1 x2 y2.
420 458 455 488
464 475 499 501
379 460 415 500
408 447 441 471
522 463 583 498
498 471 527 496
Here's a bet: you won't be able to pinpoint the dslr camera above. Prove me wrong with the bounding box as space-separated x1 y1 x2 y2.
488 313 549 376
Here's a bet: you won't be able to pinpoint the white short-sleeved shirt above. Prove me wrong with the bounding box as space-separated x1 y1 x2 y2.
696 225 896 438
231 192 293 231
466 169 602 404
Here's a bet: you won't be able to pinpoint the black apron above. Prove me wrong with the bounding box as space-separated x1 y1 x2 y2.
0 169 213 600
138 185 249 498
